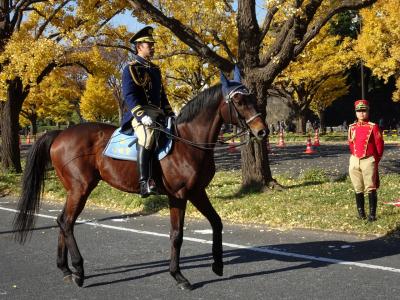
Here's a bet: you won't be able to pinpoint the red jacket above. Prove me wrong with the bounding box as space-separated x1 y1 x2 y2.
348 121 384 162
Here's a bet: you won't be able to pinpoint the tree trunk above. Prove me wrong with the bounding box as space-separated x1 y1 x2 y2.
297 115 306 134
240 80 277 190
1 78 25 173
318 110 326 134
29 114 38 135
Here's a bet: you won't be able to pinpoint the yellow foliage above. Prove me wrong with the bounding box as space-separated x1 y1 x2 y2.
23 69 80 123
274 25 354 113
80 75 118 122
310 75 349 113
355 0 400 101
0 31 63 95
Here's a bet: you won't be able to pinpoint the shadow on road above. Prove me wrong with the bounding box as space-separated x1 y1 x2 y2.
83 230 400 289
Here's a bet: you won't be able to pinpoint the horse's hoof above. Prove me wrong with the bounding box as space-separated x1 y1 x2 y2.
177 281 193 290
212 263 223 276
72 273 84 287
63 274 73 283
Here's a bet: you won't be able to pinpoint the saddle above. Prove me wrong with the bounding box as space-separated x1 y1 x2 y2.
103 117 174 161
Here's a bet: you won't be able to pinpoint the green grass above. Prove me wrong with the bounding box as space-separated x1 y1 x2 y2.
2 169 400 236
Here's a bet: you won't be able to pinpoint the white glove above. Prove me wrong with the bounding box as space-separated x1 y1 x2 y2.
141 115 153 126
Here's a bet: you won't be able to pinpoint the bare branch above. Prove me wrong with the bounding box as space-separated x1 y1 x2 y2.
222 0 234 13
259 16 295 67
294 0 378 57
210 30 236 62
259 5 279 44
96 43 135 55
154 50 198 59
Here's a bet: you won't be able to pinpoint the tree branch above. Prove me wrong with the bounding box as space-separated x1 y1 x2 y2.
294 0 378 57
96 43 135 54
34 0 71 39
222 0 234 13
210 30 236 62
127 0 233 72
237 0 261 66
259 5 279 45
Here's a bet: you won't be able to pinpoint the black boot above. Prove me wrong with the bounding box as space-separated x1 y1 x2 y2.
368 190 378 222
355 193 366 220
137 145 158 198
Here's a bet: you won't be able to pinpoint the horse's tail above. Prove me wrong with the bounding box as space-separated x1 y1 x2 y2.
13 130 62 244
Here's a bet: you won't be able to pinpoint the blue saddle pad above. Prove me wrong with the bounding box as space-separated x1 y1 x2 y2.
103 119 173 161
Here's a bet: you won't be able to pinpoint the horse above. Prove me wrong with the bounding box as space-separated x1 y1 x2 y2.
13 79 268 290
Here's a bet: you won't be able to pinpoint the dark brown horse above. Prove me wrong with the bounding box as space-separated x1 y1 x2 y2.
13 83 267 290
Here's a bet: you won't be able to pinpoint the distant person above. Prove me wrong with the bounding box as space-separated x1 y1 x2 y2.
306 120 312 133
270 124 276 135
348 100 384 221
342 120 347 131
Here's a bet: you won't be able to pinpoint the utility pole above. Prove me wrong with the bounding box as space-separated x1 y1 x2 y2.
353 13 365 99
359 16 365 99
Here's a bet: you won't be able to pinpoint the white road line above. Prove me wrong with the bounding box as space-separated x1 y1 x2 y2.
2 206 400 274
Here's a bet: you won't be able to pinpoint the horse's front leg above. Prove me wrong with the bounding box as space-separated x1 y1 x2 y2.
190 189 223 276
168 196 192 290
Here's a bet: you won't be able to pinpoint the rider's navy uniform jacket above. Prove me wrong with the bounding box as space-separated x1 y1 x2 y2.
121 55 173 130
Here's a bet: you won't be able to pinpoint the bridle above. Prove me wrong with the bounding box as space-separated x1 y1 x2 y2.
149 87 262 151
224 85 261 129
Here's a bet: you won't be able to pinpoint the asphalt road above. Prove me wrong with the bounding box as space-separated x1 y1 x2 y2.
1 198 400 299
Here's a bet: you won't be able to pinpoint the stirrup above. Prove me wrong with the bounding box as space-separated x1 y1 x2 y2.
139 179 158 198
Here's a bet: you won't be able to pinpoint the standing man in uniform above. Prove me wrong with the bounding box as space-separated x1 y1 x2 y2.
121 26 175 198
348 100 384 221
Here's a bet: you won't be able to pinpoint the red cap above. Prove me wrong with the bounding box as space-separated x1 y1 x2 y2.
354 99 369 111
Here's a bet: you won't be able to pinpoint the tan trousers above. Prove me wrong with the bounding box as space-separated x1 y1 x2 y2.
131 106 164 150
349 155 377 193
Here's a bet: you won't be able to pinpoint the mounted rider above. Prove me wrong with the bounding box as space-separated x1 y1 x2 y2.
121 26 175 198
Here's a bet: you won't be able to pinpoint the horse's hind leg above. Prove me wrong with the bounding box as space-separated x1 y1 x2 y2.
57 182 98 287
168 197 193 290
56 211 72 282
190 189 223 276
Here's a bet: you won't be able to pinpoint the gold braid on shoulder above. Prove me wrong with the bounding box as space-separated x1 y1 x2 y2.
129 65 150 87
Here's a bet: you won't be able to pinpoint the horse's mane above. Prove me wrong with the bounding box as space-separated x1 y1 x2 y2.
176 84 222 124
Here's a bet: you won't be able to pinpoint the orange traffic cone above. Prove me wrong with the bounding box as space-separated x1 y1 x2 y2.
26 133 31 144
313 129 320 147
304 135 316 154
277 130 286 147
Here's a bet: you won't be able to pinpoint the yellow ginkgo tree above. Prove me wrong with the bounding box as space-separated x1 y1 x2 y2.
272 26 355 133
20 68 82 135
80 75 119 122
355 0 400 101
0 0 128 172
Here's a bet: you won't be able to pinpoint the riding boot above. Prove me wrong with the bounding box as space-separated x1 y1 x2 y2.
355 193 366 220
368 190 378 222
137 145 158 198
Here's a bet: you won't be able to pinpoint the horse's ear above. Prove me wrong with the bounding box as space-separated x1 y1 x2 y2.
220 70 229 87
233 65 241 83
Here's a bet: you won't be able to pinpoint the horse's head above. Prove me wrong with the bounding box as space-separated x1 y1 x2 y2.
220 67 268 140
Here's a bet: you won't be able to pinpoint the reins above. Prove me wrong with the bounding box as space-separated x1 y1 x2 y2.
149 91 262 151
150 121 251 151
